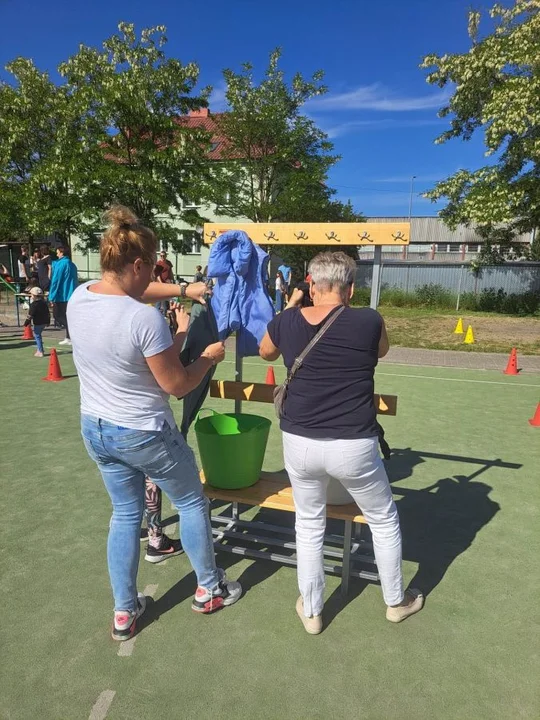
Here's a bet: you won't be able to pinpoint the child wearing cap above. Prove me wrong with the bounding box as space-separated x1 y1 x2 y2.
24 287 51 357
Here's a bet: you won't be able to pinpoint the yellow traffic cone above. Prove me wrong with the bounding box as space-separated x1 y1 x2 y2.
453 317 464 334
463 325 475 344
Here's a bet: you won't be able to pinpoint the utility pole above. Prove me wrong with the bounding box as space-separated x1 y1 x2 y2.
408 175 416 220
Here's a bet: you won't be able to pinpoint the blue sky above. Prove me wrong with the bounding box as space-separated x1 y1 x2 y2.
0 0 494 217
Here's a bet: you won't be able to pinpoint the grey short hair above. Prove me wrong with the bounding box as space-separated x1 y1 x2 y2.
308 251 357 293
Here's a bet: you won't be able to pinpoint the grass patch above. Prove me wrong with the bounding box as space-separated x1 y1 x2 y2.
378 307 540 354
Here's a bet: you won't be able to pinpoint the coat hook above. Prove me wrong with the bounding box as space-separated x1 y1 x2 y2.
294 231 308 240
264 230 278 241
205 230 217 241
358 231 373 242
325 231 340 241
392 231 406 242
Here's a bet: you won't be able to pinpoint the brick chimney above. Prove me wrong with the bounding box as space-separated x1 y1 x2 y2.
189 108 209 118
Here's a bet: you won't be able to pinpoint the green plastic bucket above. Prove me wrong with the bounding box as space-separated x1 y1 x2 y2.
195 410 271 490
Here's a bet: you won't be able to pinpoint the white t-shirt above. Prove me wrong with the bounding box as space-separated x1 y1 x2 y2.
67 282 174 431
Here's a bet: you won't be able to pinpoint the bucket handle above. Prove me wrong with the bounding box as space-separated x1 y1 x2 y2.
195 408 220 423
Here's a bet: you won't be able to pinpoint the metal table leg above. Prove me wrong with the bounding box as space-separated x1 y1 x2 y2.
341 520 353 598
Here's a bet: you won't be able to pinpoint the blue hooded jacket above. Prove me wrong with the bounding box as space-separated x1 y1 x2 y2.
207 231 275 357
48 256 78 303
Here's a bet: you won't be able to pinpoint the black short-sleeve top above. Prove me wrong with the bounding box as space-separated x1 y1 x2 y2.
267 306 383 439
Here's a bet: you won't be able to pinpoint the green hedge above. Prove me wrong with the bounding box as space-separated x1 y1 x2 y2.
352 283 539 315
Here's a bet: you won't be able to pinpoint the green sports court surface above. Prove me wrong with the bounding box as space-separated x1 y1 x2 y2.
1 334 539 719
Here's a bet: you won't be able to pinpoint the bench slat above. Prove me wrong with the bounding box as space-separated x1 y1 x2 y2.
201 471 367 524
210 380 398 416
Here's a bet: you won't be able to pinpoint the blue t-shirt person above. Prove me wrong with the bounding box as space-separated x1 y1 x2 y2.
278 264 291 287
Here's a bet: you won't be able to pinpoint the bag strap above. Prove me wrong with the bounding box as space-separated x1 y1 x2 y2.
287 305 345 383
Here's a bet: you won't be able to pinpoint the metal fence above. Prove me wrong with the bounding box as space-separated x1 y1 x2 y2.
356 261 540 296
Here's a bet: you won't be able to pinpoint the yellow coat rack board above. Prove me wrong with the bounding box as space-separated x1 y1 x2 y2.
203 222 410 246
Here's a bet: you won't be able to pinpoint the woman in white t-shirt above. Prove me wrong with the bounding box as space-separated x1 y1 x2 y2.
68 206 242 641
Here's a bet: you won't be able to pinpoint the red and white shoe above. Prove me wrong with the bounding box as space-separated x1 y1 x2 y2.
112 593 147 641
191 571 242 614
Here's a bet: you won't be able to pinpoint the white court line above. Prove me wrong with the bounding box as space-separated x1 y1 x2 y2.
117 584 158 657
88 690 116 720
376 371 540 388
220 360 540 388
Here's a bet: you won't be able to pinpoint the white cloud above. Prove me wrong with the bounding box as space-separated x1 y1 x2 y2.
324 117 442 138
310 83 449 112
372 173 447 184
208 83 227 112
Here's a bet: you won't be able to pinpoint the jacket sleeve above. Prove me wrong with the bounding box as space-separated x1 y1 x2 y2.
48 262 60 302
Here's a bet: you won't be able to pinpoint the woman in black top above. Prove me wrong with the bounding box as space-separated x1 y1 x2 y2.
260 251 423 634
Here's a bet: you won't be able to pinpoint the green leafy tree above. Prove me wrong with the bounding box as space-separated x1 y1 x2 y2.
422 1 540 240
207 49 362 278
60 23 213 252
0 58 94 245
210 49 339 222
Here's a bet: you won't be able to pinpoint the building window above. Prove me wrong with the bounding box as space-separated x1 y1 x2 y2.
183 196 200 208
467 244 481 253
448 242 461 253
183 232 201 255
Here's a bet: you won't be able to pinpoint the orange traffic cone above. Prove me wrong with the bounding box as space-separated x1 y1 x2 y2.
22 324 33 340
265 366 276 385
503 348 519 375
42 349 65 382
529 403 540 427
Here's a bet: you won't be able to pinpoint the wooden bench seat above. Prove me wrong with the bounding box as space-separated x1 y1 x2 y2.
201 470 367 524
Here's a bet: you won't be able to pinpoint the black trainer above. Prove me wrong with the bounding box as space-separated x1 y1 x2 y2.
144 534 183 563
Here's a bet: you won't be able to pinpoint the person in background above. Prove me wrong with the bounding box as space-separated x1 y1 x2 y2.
156 250 173 282
0 263 15 284
154 252 173 314
140 477 182 562
202 265 214 290
68 204 241 641
24 286 50 357
23 271 41 294
259 251 423 635
37 245 52 291
278 262 292 296
275 270 286 313
17 246 31 283
49 245 78 346
194 265 204 283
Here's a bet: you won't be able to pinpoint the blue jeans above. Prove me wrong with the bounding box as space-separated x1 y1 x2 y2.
33 324 45 353
81 415 219 612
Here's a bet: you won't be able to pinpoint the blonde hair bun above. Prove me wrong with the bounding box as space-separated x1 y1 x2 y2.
100 205 157 274
103 205 139 229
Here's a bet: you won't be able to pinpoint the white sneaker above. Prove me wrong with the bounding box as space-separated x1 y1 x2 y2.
58 338 72 346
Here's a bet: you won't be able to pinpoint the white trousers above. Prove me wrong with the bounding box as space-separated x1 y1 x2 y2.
283 432 404 616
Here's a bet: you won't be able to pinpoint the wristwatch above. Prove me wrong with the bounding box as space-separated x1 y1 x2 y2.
179 283 188 299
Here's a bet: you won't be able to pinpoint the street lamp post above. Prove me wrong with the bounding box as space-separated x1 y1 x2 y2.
408 175 416 220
